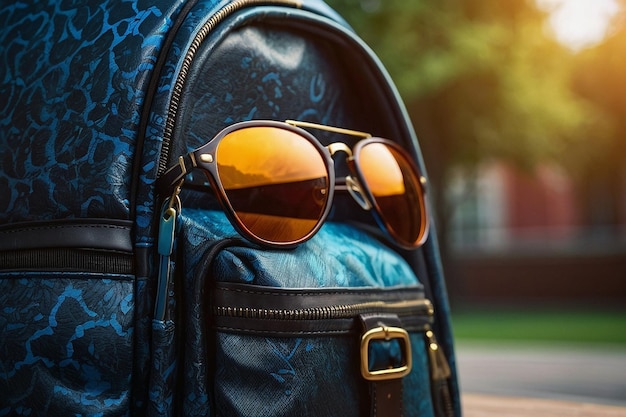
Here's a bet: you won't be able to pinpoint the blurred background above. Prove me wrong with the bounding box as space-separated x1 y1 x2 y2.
328 0 626 407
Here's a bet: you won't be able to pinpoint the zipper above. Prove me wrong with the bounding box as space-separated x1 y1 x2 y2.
0 248 134 274
214 298 433 322
157 0 303 176
211 283 433 335
426 328 455 417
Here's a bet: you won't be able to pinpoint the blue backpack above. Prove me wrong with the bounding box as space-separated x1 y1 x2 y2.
0 1 461 416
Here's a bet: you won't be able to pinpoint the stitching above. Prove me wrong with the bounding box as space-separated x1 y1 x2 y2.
0 224 130 235
219 285 421 299
214 326 352 335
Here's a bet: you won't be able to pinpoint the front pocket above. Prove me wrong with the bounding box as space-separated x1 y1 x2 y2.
208 283 435 417
174 208 453 417
0 271 135 417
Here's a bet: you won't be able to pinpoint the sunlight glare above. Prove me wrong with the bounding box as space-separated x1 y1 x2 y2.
536 0 620 50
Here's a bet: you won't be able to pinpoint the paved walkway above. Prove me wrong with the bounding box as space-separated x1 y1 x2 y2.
463 393 626 417
455 341 626 407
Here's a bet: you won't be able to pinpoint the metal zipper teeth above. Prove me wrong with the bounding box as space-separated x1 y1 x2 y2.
158 0 303 176
214 298 434 321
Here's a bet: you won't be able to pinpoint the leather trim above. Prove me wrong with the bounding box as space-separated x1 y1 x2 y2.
211 282 430 336
214 282 425 310
0 219 134 252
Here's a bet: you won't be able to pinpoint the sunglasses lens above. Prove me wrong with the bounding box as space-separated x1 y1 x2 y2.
358 142 426 247
215 126 330 244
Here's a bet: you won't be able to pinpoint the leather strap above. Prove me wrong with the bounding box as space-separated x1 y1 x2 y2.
371 379 403 417
360 313 406 417
0 218 133 252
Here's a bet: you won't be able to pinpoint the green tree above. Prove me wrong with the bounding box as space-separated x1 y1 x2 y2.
329 0 597 260
569 19 626 231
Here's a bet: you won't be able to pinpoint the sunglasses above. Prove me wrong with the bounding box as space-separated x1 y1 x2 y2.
158 120 429 249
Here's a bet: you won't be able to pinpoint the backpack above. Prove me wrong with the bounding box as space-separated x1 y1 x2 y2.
0 1 461 416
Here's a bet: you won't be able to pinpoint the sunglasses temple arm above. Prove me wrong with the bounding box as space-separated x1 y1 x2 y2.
156 153 197 196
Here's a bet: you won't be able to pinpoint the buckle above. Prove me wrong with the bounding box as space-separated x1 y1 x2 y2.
360 326 412 381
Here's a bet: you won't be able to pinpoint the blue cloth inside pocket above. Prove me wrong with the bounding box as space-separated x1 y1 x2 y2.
180 208 421 289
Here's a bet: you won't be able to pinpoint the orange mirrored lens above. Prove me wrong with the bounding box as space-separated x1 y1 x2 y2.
358 142 425 246
216 126 329 243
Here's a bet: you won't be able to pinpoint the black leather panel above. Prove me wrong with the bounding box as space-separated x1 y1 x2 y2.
211 282 429 335
215 282 425 310
0 218 134 252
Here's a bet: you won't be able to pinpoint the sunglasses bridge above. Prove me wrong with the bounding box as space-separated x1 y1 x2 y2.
286 120 377 212
325 142 374 212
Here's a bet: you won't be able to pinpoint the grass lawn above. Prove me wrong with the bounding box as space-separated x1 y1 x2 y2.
450 307 626 346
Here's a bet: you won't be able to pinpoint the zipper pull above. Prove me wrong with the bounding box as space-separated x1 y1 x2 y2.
426 329 454 417
426 329 451 380
154 192 181 321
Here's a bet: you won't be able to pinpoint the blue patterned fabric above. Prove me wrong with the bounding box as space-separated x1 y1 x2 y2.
148 320 178 417
0 272 135 416
210 332 430 416
0 0 185 223
182 208 419 288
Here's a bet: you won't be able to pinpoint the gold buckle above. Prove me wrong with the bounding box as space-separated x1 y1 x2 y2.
360 326 412 381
